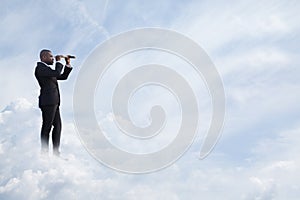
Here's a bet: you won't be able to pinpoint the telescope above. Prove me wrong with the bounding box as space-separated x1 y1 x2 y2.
66 55 76 59
57 55 76 59
63 55 76 59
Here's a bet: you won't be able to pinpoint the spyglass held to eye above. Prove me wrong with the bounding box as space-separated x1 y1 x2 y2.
56 55 76 59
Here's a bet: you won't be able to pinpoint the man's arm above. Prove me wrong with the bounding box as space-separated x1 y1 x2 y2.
57 56 73 80
57 65 72 80
35 62 63 77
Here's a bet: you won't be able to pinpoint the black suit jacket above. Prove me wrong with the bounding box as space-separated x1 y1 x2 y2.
35 62 72 107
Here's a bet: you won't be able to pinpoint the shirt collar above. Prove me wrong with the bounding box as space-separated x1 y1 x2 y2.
38 61 50 67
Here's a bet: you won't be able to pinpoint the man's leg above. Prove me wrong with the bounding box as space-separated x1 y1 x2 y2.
52 106 62 156
40 105 58 153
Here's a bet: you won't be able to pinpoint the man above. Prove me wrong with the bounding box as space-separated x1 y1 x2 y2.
35 49 73 156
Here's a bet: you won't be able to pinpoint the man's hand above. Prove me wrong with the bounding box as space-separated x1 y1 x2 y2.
55 55 73 65
65 56 71 65
55 55 64 61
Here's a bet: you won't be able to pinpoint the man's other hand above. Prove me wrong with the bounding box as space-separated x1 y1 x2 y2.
55 55 64 61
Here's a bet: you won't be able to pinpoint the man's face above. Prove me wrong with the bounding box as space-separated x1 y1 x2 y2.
42 51 54 65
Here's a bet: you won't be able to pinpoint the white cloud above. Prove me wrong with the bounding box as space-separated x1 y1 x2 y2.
173 0 299 53
1 98 300 199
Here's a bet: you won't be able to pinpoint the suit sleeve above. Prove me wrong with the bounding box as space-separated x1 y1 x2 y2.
57 66 72 80
35 62 63 77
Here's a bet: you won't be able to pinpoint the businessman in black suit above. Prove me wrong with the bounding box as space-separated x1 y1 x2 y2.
35 49 73 156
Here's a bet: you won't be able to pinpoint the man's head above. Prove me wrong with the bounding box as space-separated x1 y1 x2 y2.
40 49 54 65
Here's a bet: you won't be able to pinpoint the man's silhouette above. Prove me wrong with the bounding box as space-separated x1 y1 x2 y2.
35 49 72 156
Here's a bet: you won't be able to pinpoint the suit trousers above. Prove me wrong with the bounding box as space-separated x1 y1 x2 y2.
40 105 61 152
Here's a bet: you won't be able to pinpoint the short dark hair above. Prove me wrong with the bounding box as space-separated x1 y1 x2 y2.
40 49 51 60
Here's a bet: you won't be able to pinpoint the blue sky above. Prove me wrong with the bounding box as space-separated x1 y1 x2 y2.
1 0 300 199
